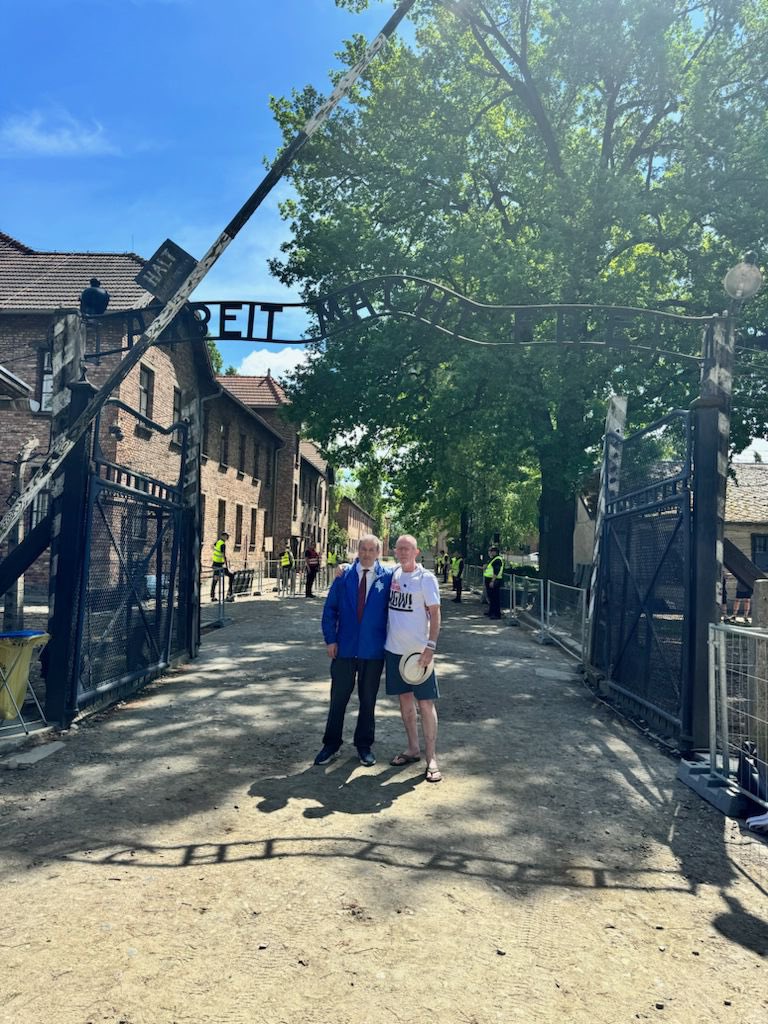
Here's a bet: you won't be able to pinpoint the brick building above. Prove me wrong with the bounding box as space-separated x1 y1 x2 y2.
724 463 768 577
200 388 283 571
336 495 377 560
215 375 332 558
0 232 282 610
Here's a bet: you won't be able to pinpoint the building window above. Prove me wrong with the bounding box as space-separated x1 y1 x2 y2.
293 483 298 519
249 508 258 551
30 487 50 529
253 442 261 482
39 349 53 412
265 447 272 487
172 387 183 445
238 432 247 476
139 365 154 420
132 480 149 540
202 409 210 457
219 422 230 467
295 433 300 468
200 494 206 542
235 504 243 549
752 534 768 572
217 499 226 538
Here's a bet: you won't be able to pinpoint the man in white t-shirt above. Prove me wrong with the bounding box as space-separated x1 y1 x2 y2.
385 534 443 782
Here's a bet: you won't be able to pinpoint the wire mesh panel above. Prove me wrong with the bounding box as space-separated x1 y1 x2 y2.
592 411 692 736
547 581 587 657
73 400 187 710
76 484 181 705
511 575 544 626
709 624 768 809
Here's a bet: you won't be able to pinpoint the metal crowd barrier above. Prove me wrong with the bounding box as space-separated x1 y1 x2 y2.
200 566 227 629
509 575 546 631
546 580 588 658
708 623 768 823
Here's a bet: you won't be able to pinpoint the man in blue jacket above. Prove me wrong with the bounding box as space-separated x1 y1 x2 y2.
315 534 392 767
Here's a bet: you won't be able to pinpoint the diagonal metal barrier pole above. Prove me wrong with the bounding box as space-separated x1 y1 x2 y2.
0 0 419 549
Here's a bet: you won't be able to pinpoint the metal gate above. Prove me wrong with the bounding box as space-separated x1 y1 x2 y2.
73 400 189 710
591 411 693 739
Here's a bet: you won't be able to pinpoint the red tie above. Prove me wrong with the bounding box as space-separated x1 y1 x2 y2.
357 568 368 622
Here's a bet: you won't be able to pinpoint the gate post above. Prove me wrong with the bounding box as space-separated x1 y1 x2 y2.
587 396 627 668
687 315 734 751
44 315 96 724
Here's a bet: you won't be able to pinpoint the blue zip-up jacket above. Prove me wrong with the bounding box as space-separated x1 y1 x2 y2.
321 559 393 659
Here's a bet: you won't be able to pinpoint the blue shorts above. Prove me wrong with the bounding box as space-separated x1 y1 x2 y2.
385 650 440 700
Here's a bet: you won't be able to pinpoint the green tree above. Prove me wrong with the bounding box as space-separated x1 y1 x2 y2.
206 337 223 375
272 0 768 581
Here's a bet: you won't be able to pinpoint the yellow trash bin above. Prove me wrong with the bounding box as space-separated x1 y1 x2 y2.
0 631 50 720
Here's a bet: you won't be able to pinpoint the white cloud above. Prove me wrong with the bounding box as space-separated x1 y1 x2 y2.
236 345 309 381
0 110 119 157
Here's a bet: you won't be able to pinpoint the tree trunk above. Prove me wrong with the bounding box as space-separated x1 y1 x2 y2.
460 506 469 560
538 481 575 584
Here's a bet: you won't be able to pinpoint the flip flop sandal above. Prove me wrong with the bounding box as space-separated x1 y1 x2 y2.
390 753 421 766
425 765 443 783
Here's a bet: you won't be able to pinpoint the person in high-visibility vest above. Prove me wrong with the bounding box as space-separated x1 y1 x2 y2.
327 550 338 567
210 531 235 602
484 545 505 619
435 552 444 578
450 552 464 603
279 543 295 595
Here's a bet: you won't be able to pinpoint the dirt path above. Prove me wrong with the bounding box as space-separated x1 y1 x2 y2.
1 588 767 1024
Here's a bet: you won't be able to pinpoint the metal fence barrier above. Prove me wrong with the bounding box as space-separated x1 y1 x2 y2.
546 581 588 659
708 623 768 822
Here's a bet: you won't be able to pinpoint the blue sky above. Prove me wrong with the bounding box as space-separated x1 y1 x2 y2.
0 0 397 376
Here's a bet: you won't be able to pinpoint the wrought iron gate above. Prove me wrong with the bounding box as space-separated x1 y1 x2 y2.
73 400 189 711
591 411 693 739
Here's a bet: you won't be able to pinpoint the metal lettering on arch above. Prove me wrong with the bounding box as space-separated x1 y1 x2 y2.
193 275 714 361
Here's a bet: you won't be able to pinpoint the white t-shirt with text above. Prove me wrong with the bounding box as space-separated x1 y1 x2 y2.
385 565 441 655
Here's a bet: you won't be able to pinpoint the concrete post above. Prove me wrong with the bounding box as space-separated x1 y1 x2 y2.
44 315 93 724
687 315 734 751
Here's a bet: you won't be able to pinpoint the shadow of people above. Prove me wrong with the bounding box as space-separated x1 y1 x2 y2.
248 759 424 818
712 893 768 958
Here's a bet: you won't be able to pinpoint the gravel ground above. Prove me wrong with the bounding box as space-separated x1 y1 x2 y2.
1 585 767 1024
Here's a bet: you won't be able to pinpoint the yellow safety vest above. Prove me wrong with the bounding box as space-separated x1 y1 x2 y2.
484 556 504 580
280 550 293 567
327 552 337 566
451 557 461 577
212 539 226 565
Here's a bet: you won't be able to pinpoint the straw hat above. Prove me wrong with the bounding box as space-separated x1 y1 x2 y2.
398 649 432 686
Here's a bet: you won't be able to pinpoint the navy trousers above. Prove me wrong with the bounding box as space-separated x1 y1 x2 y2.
322 657 384 751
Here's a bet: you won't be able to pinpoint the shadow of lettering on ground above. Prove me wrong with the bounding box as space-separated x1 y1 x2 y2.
63 835 695 893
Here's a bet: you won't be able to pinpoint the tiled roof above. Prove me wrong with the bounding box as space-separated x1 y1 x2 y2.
726 463 768 523
0 231 154 312
339 494 375 520
216 374 289 408
300 440 327 474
